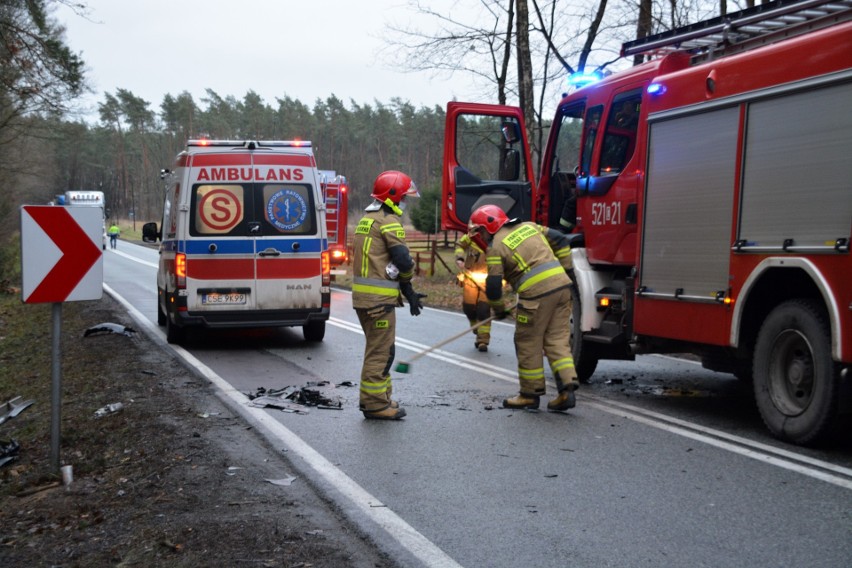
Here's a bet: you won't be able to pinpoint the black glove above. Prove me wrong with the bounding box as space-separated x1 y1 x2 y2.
493 307 511 320
400 282 427 316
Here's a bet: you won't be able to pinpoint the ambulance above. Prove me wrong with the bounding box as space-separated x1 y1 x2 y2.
142 140 331 344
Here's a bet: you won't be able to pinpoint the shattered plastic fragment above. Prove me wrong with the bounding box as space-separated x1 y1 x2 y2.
83 322 137 337
94 402 124 418
0 439 21 467
246 381 343 412
265 475 297 486
0 396 35 425
249 396 310 414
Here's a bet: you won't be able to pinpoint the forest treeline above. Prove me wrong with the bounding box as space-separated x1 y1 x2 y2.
46 89 448 229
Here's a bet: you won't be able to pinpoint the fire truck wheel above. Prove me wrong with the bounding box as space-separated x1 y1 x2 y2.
571 283 597 383
753 299 839 446
303 320 326 342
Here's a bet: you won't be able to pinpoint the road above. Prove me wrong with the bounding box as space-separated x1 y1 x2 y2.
104 241 852 568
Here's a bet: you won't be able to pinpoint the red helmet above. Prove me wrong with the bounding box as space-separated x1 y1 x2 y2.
371 170 419 205
469 204 509 235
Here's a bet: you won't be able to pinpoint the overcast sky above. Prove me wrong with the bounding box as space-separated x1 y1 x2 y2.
55 0 481 122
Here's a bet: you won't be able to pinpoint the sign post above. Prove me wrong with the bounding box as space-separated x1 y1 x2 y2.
20 205 103 472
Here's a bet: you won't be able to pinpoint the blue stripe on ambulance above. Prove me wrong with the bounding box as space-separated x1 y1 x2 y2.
184 238 328 255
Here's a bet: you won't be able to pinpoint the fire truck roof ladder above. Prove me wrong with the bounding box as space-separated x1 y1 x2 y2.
622 0 852 62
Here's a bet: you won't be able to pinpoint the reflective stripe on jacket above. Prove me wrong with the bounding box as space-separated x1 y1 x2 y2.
352 208 413 309
485 221 571 304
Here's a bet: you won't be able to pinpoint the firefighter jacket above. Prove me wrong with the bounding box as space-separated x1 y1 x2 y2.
484 221 573 309
352 206 416 309
454 233 487 274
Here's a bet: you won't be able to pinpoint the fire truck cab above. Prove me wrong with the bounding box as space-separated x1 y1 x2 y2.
442 0 852 445
143 140 331 345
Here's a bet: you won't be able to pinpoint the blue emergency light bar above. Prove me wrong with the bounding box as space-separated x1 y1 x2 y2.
567 71 602 88
647 82 667 95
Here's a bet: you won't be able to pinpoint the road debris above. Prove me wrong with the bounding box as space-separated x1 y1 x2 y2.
0 396 34 425
83 322 136 337
265 475 297 486
61 464 73 486
0 438 21 467
94 402 124 418
246 381 346 413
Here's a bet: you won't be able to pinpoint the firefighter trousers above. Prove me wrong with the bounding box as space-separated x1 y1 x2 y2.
462 283 491 346
355 305 397 412
513 286 578 396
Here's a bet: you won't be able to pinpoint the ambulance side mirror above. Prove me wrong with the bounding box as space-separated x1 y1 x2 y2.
142 222 161 243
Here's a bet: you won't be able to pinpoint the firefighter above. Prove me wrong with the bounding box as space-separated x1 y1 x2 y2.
468 204 578 411
454 233 491 351
352 170 425 420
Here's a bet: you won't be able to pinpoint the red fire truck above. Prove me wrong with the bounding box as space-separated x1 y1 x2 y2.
441 0 852 445
320 171 349 267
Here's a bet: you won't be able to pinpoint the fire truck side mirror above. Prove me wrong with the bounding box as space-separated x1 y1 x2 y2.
501 121 520 144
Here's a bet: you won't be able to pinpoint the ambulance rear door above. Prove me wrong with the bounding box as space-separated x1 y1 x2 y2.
251 152 324 312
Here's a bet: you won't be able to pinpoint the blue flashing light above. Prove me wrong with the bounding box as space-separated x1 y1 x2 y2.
568 71 602 88
647 82 667 95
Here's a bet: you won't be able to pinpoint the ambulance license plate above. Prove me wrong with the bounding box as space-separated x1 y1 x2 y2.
202 292 246 305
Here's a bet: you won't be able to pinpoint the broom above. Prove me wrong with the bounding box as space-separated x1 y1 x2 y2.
395 300 516 374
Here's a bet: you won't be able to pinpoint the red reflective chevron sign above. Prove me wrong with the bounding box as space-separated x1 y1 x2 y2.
21 206 103 303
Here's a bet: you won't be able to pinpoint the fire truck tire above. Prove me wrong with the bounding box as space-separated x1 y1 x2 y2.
571 284 597 383
753 299 839 446
166 312 186 345
303 320 326 342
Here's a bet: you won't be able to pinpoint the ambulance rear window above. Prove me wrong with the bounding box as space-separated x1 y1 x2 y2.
190 183 317 237
259 184 316 235
191 185 249 236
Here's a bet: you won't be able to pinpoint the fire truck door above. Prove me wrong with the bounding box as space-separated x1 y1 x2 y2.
442 103 536 232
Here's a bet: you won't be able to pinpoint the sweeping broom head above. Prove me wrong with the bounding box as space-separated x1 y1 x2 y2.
395 361 411 374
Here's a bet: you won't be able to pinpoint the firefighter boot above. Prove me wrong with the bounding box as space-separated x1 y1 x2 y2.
547 389 576 411
502 394 540 410
547 373 578 411
363 403 406 420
